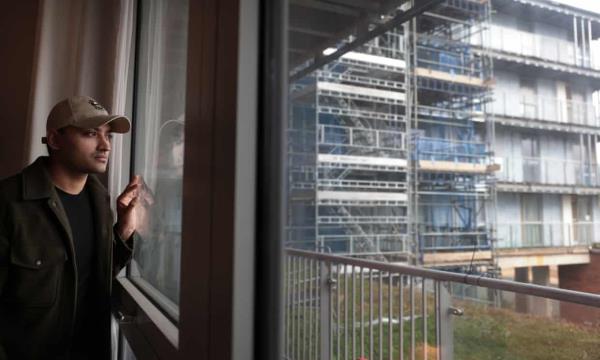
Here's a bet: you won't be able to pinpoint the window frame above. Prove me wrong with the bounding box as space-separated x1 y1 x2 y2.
112 0 257 358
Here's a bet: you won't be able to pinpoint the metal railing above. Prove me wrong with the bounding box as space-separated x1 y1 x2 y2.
315 234 410 256
497 156 600 187
491 93 600 127
284 249 600 360
416 45 486 79
482 25 599 69
497 222 599 249
318 179 407 192
318 124 406 155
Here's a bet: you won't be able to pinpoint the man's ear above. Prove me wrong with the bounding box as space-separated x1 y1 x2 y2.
46 129 62 152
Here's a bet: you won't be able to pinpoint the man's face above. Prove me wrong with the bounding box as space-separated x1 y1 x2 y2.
53 124 113 174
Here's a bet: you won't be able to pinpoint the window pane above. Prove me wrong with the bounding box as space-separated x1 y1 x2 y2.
281 1 600 359
129 0 188 316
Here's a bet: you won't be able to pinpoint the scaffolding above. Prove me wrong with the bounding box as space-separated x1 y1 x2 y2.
286 0 498 271
287 31 410 261
405 0 497 272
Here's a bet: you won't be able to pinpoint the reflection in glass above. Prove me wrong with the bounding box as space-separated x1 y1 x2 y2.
129 0 188 314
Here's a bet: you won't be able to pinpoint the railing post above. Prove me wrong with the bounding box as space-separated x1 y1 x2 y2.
438 282 454 360
320 262 332 360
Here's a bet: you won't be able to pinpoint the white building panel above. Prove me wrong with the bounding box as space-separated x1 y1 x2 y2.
318 191 407 202
317 81 406 101
318 154 407 167
324 48 406 69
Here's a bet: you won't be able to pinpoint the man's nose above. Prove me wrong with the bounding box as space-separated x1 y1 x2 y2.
98 134 111 151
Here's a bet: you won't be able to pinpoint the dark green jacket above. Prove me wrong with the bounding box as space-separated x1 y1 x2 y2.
0 157 133 359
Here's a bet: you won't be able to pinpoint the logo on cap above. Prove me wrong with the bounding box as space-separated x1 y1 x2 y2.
89 99 104 110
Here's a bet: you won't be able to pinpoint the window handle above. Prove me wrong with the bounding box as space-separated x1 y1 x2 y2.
116 310 136 325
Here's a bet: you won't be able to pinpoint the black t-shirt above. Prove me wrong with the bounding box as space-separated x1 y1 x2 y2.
56 186 96 338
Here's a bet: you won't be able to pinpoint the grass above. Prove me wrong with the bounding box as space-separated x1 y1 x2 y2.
285 269 600 359
454 303 600 360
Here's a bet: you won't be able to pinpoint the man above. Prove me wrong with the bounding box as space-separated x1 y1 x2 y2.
0 96 142 359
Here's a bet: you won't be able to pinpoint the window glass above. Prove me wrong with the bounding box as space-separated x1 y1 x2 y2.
129 0 188 317
281 2 600 359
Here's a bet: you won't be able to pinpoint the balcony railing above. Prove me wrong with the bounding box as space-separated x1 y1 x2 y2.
285 249 600 360
497 222 599 249
497 156 600 187
491 93 600 127
318 124 406 156
482 25 599 69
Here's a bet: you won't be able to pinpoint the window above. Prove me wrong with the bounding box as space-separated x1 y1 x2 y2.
115 0 255 358
129 0 188 318
521 133 540 182
521 194 543 246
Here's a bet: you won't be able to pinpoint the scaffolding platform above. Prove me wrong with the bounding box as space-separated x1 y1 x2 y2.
416 67 487 87
317 81 406 104
419 160 499 174
317 190 408 203
318 154 407 169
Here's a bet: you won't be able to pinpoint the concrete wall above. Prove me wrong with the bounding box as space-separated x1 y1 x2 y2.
0 2 42 179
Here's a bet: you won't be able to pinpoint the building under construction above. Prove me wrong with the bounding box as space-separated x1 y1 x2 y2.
286 0 600 280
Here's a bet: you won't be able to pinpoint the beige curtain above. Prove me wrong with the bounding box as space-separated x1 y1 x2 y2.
25 0 135 168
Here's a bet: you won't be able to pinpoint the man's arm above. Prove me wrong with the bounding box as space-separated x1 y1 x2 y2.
113 225 135 276
0 233 8 360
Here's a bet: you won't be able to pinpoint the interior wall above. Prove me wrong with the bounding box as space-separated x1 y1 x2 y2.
0 2 42 179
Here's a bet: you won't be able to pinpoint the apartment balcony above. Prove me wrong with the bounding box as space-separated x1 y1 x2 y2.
497 222 599 249
497 157 600 192
485 25 600 70
284 249 600 360
491 93 600 130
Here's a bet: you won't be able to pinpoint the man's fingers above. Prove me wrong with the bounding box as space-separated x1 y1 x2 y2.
118 184 140 206
127 196 139 210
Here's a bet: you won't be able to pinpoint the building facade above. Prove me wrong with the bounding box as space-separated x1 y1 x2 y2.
286 0 600 282
486 0 600 286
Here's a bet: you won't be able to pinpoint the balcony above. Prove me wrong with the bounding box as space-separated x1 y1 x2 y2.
284 249 600 359
497 222 599 249
491 93 600 128
484 25 600 70
497 157 600 188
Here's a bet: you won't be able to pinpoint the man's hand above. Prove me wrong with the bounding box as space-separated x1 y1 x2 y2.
116 175 153 240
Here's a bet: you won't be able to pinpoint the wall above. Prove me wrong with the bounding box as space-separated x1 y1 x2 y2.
0 2 41 178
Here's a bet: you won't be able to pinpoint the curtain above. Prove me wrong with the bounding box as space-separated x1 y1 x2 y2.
25 0 134 165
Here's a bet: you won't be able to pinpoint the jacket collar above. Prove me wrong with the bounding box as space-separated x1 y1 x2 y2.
22 157 55 200
21 156 109 201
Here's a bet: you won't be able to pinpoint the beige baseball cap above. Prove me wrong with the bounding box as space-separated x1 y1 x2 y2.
42 96 131 144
